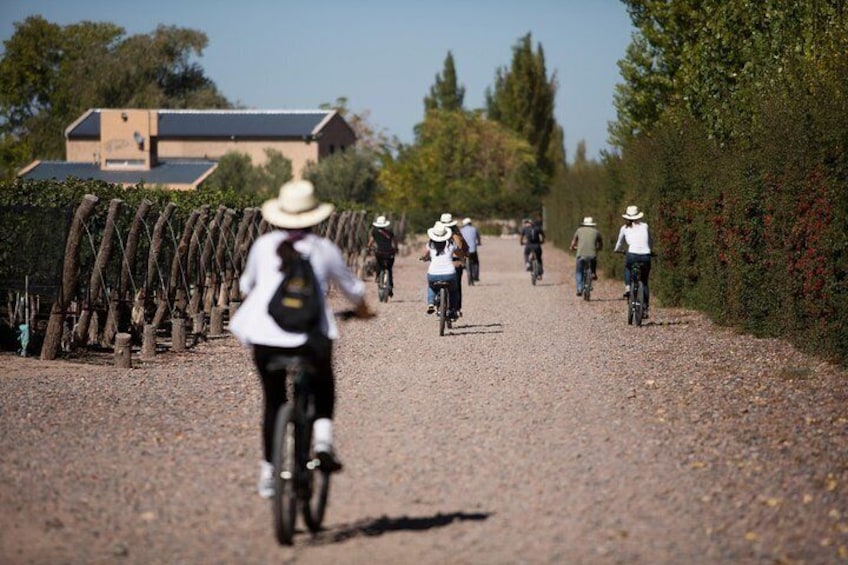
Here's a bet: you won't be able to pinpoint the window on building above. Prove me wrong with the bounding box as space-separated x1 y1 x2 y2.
104 159 145 169
329 145 335 154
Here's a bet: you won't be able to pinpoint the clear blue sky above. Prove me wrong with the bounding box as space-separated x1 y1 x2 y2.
0 0 634 162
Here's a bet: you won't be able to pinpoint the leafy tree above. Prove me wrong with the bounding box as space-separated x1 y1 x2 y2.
303 148 379 206
256 149 293 197
202 152 258 195
485 33 558 181
379 109 542 228
0 16 230 179
424 51 465 112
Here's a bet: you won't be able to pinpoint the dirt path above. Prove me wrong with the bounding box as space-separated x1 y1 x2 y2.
1 236 846 564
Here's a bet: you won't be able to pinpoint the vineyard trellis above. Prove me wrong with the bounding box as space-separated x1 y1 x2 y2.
0 194 406 361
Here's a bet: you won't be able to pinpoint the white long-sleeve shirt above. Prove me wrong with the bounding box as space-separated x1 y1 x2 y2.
614 222 652 255
229 230 365 347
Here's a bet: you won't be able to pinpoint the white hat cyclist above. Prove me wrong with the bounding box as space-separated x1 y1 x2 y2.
230 179 374 498
613 205 654 313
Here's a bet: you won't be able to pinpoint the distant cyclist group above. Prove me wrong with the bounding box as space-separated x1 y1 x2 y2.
229 179 653 543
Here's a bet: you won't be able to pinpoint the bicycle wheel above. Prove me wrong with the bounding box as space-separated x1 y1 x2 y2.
466 259 475 286
301 415 331 532
438 287 447 336
272 404 297 545
582 263 592 301
627 286 635 325
377 268 389 302
634 281 645 326
530 255 538 286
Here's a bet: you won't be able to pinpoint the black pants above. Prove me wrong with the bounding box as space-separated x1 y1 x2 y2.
524 244 543 273
253 341 334 462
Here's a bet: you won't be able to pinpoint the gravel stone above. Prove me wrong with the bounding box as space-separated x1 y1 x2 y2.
1 236 845 564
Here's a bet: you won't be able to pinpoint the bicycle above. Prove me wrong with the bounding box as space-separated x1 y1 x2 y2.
266 316 355 545
529 250 541 286
431 280 454 336
579 257 594 301
465 255 475 287
376 263 391 303
626 261 647 326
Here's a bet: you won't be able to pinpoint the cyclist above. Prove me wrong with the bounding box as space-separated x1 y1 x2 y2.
229 180 374 498
420 221 460 319
569 216 603 296
614 205 654 315
439 213 469 316
367 215 398 296
520 218 546 279
459 217 481 282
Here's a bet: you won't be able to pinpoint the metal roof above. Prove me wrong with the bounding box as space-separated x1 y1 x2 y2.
66 109 335 139
19 159 217 186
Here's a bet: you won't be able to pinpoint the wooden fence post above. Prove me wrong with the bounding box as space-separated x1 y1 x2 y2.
41 194 99 360
114 332 132 368
172 317 186 352
75 198 123 345
141 324 156 360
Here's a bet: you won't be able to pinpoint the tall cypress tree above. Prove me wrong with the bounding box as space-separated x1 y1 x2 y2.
424 51 466 112
485 33 558 183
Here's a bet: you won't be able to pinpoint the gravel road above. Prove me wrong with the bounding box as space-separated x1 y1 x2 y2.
1 236 846 564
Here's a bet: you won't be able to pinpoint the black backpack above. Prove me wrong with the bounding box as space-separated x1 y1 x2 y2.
526 225 542 244
268 255 324 334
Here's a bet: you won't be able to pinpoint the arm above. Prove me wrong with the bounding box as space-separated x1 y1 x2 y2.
613 226 626 253
569 231 578 251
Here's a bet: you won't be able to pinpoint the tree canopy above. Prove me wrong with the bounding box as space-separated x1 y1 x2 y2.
424 51 465 112
0 16 230 179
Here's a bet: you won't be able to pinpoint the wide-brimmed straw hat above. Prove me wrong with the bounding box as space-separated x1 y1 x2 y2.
622 205 644 221
261 180 334 229
439 213 457 227
581 216 597 226
427 221 453 242
372 215 391 228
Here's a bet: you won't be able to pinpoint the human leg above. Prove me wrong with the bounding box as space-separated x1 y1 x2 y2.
577 256 586 294
253 344 291 497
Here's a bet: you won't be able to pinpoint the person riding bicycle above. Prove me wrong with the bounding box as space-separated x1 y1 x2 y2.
367 215 398 296
459 217 481 282
520 218 546 279
440 213 469 316
229 180 374 498
569 216 603 296
614 205 654 315
420 221 461 319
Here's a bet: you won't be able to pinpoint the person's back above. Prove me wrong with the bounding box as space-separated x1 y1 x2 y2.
570 217 603 296
520 219 546 277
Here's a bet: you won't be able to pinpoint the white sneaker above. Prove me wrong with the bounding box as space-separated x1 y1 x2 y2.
257 460 274 499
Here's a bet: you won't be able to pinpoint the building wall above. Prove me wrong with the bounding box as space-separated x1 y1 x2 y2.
316 113 357 160
155 139 320 180
99 109 155 169
66 140 100 164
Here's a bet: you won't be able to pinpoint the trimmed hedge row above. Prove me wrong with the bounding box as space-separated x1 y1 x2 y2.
546 91 848 365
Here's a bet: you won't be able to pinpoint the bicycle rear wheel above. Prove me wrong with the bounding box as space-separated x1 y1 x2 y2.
582 263 592 301
530 255 539 286
438 287 447 336
634 281 645 326
377 268 389 302
301 417 331 532
272 404 296 545
466 259 475 286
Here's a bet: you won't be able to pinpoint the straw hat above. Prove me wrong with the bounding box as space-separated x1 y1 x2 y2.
462 217 472 226
427 221 453 242
372 215 391 228
581 217 597 226
261 180 334 229
439 213 457 227
622 205 644 221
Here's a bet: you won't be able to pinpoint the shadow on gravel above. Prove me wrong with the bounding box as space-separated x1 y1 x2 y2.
309 511 491 545
447 323 504 336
